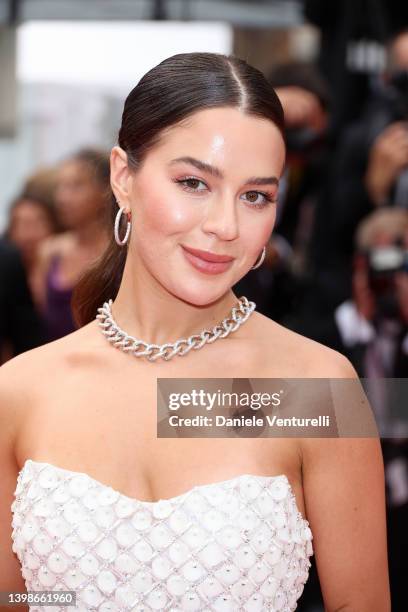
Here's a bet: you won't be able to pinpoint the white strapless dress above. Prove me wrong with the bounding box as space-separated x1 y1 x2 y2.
11 459 313 611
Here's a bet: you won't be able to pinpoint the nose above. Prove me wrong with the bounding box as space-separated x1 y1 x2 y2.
201 193 239 242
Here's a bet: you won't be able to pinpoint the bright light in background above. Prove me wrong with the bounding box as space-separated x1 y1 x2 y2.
17 21 233 92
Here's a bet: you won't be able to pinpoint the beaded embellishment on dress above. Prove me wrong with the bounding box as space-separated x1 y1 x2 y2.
11 459 313 611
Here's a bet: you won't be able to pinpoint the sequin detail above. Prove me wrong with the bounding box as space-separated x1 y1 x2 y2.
11 460 313 611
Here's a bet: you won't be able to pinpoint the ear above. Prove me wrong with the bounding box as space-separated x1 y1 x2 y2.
110 145 133 207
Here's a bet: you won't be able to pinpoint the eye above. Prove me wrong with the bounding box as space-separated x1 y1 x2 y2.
174 176 208 192
242 190 277 208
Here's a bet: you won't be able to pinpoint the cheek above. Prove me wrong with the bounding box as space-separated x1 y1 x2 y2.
242 206 276 247
139 188 199 236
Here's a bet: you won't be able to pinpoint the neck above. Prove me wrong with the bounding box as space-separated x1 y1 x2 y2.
111 253 242 346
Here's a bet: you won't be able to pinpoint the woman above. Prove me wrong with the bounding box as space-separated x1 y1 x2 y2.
0 238 45 365
0 52 389 611
6 194 61 301
32 148 111 341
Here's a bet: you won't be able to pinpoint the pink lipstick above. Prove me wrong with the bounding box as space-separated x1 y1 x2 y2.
181 245 234 275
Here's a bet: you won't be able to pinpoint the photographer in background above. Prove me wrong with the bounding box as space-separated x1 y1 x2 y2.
327 28 408 280
333 207 408 611
292 28 408 351
364 30 408 209
303 0 408 140
334 208 408 377
267 62 330 275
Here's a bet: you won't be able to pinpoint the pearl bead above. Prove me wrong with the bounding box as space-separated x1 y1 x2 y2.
79 553 99 576
38 566 56 587
96 537 118 560
96 570 117 594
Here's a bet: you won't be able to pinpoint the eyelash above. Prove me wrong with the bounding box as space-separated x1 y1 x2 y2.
173 176 277 209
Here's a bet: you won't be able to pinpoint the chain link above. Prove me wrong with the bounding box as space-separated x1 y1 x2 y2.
96 296 256 362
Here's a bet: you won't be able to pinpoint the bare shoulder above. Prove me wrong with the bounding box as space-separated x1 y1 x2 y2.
0 353 30 438
0 321 114 476
252 314 378 459
249 311 358 378
0 329 102 600
0 321 106 406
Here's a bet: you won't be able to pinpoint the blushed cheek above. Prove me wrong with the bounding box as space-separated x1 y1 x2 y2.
246 208 276 246
262 217 276 242
141 191 200 236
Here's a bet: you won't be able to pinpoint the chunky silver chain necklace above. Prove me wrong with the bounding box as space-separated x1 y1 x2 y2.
96 296 256 362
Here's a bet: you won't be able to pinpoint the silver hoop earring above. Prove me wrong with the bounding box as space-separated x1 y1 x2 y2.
251 245 266 270
114 205 131 246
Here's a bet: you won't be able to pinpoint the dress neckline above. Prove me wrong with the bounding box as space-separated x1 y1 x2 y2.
17 458 311 528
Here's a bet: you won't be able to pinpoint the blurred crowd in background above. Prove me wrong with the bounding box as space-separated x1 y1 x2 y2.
1 1 408 610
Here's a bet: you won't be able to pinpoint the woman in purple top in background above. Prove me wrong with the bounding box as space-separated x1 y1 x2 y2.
32 149 111 341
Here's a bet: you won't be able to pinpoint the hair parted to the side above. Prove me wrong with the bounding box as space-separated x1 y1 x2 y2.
71 52 286 327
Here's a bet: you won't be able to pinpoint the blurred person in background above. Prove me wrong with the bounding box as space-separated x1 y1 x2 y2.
268 61 330 309
289 27 408 350
303 0 408 140
5 193 61 300
0 167 58 361
268 62 330 263
20 165 59 211
0 239 45 364
363 28 408 210
33 148 111 341
334 208 408 612
334 208 408 378
333 28 408 290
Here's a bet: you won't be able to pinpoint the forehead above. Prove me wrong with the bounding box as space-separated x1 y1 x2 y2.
59 159 93 179
13 200 41 216
146 107 286 177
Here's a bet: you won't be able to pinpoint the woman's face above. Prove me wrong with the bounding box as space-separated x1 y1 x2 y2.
54 160 105 229
9 199 54 263
115 106 285 305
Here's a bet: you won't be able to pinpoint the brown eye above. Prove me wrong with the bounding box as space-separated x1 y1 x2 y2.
175 177 208 192
246 191 258 202
186 178 200 189
241 190 275 208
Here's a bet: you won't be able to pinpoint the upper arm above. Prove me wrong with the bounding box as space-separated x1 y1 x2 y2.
0 358 29 611
301 352 390 611
30 237 57 310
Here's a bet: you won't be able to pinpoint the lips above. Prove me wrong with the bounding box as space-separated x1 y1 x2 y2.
181 245 234 275
181 245 234 263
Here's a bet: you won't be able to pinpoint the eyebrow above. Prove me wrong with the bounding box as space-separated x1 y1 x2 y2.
169 156 279 186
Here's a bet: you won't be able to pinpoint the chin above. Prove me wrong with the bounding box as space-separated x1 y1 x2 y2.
169 282 229 308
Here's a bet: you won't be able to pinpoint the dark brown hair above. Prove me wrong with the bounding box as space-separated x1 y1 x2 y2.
72 52 285 326
65 148 112 218
68 148 111 188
